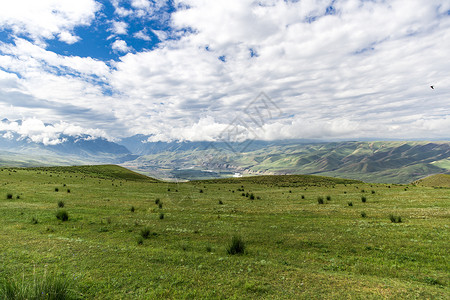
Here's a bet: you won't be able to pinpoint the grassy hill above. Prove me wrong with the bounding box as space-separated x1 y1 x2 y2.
22 164 159 182
0 165 448 298
414 174 450 187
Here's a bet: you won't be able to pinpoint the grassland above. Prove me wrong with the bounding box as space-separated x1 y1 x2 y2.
0 165 449 299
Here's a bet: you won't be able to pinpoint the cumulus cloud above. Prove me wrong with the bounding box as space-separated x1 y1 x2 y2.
0 0 99 46
0 0 449 143
0 118 110 145
111 39 133 52
110 21 128 35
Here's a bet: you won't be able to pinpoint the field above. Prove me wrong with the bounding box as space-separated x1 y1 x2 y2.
0 165 449 299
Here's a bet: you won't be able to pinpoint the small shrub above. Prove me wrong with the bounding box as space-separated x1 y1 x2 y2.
67 189 71 193
155 198 160 204
159 213 164 220
140 227 151 239
361 211 367 218
301 195 305 199
348 202 353 206
389 214 402 223
317 197 324 204
371 190 375 194
58 201 65 208
54 187 59 192
326 195 331 201
31 217 38 224
6 193 13 199
227 235 246 255
249 193 255 200
218 200 223 205
241 193 245 197
137 236 144 245
199 189 203 193
130 206 135 212
206 245 212 252
16 195 20 199
158 202 163 209
56 210 69 221
361 196 367 203
245 192 249 197
361 189 365 193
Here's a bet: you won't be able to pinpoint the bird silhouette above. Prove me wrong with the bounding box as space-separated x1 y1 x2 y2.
430 85 434 89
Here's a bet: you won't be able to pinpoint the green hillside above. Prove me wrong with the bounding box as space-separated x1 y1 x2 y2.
22 164 159 182
0 166 448 298
414 174 450 187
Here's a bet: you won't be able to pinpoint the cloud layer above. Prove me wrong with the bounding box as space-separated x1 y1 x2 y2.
0 0 449 144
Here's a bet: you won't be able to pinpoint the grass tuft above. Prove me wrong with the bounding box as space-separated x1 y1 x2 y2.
227 235 246 255
0 272 78 300
140 227 151 239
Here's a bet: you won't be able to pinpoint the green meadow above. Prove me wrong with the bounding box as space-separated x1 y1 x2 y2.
0 165 448 299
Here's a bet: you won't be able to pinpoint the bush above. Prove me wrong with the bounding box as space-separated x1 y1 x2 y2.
326 195 331 201
31 217 38 224
361 196 367 203
6 193 13 199
54 187 59 192
130 206 135 212
301 195 305 199
348 202 353 207
67 189 71 193
389 214 402 223
199 189 203 193
58 201 65 208
361 211 367 218
137 236 144 245
155 198 160 205
56 210 69 221
159 213 164 220
158 202 163 209
249 193 255 200
317 197 324 204
227 235 246 255
218 200 223 205
371 190 376 194
206 245 212 252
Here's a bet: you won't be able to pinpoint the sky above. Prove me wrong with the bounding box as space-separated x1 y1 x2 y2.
0 0 449 145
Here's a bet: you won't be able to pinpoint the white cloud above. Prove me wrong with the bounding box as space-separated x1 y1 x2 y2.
133 29 152 41
110 21 128 35
0 0 100 45
0 118 110 145
111 39 132 53
58 31 81 44
0 0 449 142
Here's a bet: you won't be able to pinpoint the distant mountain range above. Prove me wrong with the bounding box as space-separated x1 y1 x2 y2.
0 129 448 184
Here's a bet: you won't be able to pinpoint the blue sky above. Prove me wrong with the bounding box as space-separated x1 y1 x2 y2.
0 0 449 145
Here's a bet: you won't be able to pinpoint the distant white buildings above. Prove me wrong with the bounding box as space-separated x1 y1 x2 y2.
233 172 242 178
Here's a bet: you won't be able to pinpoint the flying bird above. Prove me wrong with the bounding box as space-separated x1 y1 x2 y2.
430 85 434 89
